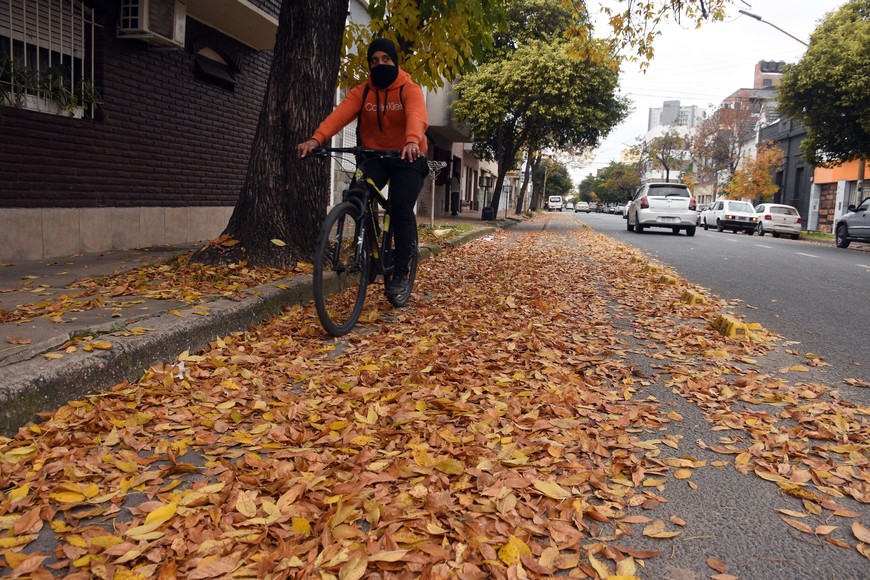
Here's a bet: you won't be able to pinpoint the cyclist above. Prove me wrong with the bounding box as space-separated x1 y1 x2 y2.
297 38 429 297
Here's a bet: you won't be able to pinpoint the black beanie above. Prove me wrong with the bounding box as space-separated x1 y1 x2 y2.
367 38 399 65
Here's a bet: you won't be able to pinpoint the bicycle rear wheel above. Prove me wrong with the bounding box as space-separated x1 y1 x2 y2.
313 202 369 336
384 224 418 307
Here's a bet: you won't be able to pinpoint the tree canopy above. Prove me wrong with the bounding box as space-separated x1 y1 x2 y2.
777 0 870 167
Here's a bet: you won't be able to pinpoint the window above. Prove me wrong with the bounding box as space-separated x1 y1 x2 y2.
0 0 97 118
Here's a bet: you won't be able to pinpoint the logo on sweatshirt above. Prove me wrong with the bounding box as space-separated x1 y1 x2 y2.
365 101 403 112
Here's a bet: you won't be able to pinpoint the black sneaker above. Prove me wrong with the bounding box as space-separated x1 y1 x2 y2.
385 275 408 297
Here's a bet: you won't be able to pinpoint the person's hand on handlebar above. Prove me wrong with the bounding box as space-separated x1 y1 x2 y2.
297 139 320 158
402 141 421 162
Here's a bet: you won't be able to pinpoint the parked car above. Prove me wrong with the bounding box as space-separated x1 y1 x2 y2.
701 199 757 234
588 202 598 212
626 183 698 236
615 202 626 216
835 197 870 248
754 203 802 239
564 202 575 211
547 195 564 211
575 201 591 213
622 201 632 219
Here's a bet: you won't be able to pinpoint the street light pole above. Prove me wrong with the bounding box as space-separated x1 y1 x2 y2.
738 10 809 47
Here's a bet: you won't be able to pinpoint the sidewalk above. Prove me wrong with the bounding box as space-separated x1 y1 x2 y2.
0 210 519 436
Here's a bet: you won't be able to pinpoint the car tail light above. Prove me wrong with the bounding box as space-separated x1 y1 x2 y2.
689 198 696 211
640 196 649 209
797 216 802 224
764 214 772 220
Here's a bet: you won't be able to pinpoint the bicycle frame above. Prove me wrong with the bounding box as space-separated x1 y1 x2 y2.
316 147 400 279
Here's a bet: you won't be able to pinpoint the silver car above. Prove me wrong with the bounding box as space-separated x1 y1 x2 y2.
754 203 802 239
835 197 870 248
626 183 698 236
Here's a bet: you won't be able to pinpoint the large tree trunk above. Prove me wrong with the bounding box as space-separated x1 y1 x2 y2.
192 0 349 268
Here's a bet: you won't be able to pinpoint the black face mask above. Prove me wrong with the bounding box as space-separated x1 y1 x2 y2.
371 64 398 89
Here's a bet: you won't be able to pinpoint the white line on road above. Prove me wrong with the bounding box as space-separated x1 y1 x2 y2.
754 244 773 249
795 252 819 258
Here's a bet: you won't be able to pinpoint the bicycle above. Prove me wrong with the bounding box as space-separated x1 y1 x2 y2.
309 146 444 337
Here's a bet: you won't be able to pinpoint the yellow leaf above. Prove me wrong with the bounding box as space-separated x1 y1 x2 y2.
350 435 375 446
643 520 681 539
292 517 311 536
90 341 113 350
532 479 572 500
271 239 286 246
9 484 30 501
50 491 85 503
235 492 257 518
434 458 464 475
144 502 177 526
367 550 408 562
44 353 64 360
90 535 125 549
588 551 611 578
674 468 692 480
498 535 531 566
0 535 35 549
615 556 638 577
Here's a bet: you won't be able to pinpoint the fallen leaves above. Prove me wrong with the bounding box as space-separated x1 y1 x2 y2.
0 214 867 577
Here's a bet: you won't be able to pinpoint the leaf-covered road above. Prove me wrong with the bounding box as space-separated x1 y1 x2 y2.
1 213 867 578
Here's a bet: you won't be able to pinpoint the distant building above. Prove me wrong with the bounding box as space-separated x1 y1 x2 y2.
647 100 702 132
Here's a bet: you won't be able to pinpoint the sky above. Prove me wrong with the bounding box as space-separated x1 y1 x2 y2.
572 0 846 181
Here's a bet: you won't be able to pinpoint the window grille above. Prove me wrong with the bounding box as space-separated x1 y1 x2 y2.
0 0 97 118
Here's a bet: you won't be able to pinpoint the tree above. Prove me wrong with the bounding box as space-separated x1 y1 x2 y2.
691 106 756 192
777 0 870 168
647 129 689 183
725 141 785 203
597 161 641 203
577 174 602 202
451 38 627 215
533 158 572 200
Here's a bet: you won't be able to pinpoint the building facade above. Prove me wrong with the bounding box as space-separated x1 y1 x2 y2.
0 0 280 262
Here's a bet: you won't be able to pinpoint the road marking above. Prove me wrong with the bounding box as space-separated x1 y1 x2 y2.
795 252 819 258
857 264 870 270
754 244 773 249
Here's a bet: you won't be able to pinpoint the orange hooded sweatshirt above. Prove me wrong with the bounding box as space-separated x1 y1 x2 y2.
311 68 429 154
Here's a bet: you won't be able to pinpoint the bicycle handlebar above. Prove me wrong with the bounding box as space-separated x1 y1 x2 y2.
310 146 402 158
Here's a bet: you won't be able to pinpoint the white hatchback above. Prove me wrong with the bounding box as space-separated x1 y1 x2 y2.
626 183 698 236
753 203 802 239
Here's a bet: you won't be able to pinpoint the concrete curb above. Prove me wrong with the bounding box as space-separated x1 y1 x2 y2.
0 224 503 436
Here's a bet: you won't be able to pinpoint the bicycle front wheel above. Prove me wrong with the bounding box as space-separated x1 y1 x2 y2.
384 224 418 308
313 202 369 336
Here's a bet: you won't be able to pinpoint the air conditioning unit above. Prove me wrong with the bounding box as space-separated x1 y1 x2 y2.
118 0 186 49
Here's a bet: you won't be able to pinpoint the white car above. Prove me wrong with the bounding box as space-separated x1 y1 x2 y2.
626 183 698 236
575 201 591 213
564 202 575 211
547 195 563 211
701 199 757 234
753 203 802 239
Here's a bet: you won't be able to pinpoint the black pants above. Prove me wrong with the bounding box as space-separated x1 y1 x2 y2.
361 155 428 278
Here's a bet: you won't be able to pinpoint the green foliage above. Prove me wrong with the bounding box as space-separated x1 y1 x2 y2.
533 158 572 198
340 0 506 89
451 38 628 161
596 161 641 202
577 173 601 201
778 0 870 166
